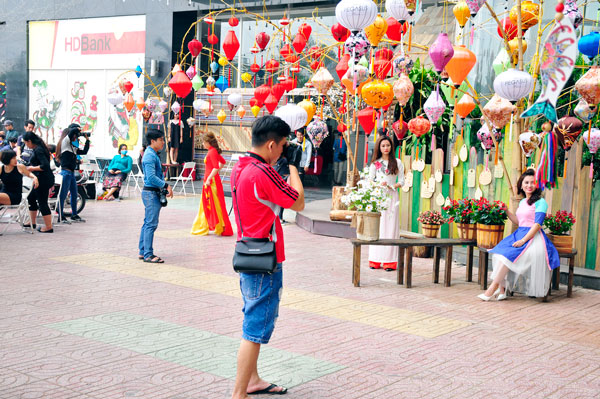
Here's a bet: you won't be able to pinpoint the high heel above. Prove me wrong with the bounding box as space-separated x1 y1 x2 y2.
494 288 508 301
477 292 497 301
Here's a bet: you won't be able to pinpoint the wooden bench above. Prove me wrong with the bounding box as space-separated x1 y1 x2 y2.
476 247 577 298
350 238 477 288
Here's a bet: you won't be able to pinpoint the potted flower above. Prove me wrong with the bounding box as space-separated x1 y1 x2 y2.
443 198 477 239
341 169 390 241
417 210 447 238
472 198 508 249
543 210 576 254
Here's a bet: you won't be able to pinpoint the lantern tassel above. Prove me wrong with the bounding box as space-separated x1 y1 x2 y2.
365 141 369 165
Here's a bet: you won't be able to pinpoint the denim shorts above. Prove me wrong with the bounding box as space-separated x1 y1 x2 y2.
240 264 283 344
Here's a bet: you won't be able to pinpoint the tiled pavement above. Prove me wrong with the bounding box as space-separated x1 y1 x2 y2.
1 195 600 399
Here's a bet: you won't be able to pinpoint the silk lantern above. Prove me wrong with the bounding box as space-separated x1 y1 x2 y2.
392 53 414 75
497 17 518 40
163 87 172 97
393 73 413 106
358 107 376 135
254 85 271 105
270 84 286 102
135 65 143 78
123 81 134 93
582 128 600 178
445 45 476 87
341 66 369 94
423 88 446 124
386 17 404 41
215 76 228 92
299 23 312 41
392 120 409 140
171 64 182 76
158 100 168 112
186 66 196 80
241 73 252 83
256 32 270 50
575 66 600 106
188 38 203 57
217 109 227 124
429 33 454 73
200 101 213 117
336 54 351 80
275 104 308 132
210 61 219 73
465 0 486 16
554 115 583 151
107 91 123 106
493 69 534 102
192 75 204 91
574 99 596 122
361 80 394 109
519 131 541 157
364 15 387 47
332 23 351 42
307 117 329 148
264 94 279 114
292 33 307 54
482 94 516 129
408 115 431 137
229 16 239 26
169 71 193 98
311 68 335 95
344 31 370 59
223 31 240 60
171 101 181 115
136 97 145 111
510 0 540 31
237 105 246 119
453 1 470 28
217 57 228 67
493 48 511 76
373 58 392 79
207 34 218 45
227 93 242 107
477 122 503 150
508 37 528 63
456 94 476 119
335 0 378 33
386 0 410 23
206 76 216 91
192 99 203 112
123 94 135 112
578 32 600 60
251 105 261 117
565 0 583 28
265 59 279 73
298 100 316 126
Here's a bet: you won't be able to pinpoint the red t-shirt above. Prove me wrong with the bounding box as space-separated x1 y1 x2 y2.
231 152 299 263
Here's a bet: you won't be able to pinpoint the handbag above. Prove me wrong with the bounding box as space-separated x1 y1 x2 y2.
231 172 277 274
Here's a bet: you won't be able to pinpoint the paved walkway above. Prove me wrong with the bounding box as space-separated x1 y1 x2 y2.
1 195 599 398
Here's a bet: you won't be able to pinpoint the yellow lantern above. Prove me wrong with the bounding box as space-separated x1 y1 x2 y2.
297 99 316 126
361 80 394 109
508 37 528 63
364 15 388 47
453 1 470 28
251 105 261 117
509 0 540 31
218 56 228 67
217 109 227 123
241 72 252 83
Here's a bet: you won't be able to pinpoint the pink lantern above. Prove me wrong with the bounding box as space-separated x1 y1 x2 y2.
311 67 335 95
423 86 446 124
575 66 600 106
186 66 196 80
393 73 414 106
428 33 454 73
482 94 516 128
583 128 600 178
477 121 503 150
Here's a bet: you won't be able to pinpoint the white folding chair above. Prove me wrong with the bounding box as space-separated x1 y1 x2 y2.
48 172 63 225
127 160 145 193
0 177 34 236
170 162 196 196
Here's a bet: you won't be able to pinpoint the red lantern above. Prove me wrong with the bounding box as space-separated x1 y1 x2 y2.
336 53 351 80
207 34 219 45
250 63 261 73
331 23 350 42
188 39 203 57
264 93 279 114
408 115 431 137
123 81 134 93
338 123 347 133
310 60 323 71
299 23 312 41
392 120 409 140
280 44 293 59
265 59 279 73
308 46 323 60
373 59 392 79
285 55 299 64
228 16 239 27
292 34 307 54
168 71 193 98
249 97 262 108
497 17 518 40
256 32 270 50
281 77 295 92
290 64 301 73
223 31 240 61
386 17 405 42
375 48 394 61
358 107 376 136
271 84 286 102
254 85 271 104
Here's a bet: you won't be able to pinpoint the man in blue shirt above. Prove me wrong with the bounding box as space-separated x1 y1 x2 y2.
139 129 173 263
333 132 347 186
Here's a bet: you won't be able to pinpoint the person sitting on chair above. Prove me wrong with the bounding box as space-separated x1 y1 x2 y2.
102 144 133 201
0 149 39 205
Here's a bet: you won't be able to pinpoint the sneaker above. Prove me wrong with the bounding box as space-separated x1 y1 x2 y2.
70 215 86 223
58 217 71 224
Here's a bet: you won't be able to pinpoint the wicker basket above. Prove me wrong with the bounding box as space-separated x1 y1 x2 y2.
476 223 505 249
548 234 573 255
457 223 477 240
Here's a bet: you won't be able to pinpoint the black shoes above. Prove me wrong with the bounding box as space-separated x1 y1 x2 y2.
70 215 85 223
37 227 54 233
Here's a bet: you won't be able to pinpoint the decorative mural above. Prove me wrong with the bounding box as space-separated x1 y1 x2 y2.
31 79 62 143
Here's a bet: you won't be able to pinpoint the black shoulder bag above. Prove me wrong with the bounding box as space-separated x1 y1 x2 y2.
231 172 277 274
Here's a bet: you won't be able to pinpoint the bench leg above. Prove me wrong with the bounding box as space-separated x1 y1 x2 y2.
405 247 413 288
352 245 361 287
433 247 441 284
482 251 489 290
568 257 574 298
552 267 560 290
444 246 453 287
397 248 405 285
466 245 474 282
478 250 483 286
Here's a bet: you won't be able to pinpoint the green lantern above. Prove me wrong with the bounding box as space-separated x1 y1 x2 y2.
192 74 204 91
493 48 511 76
440 78 468 106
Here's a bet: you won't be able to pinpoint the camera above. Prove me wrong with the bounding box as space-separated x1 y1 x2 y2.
159 188 169 207
80 131 91 138
283 142 302 169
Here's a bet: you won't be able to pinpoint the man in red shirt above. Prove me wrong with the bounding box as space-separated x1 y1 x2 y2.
231 115 304 398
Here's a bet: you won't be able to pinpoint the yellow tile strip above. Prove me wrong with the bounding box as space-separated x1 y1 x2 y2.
53 253 470 338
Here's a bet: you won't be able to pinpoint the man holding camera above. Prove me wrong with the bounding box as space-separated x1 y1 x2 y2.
230 115 304 398
138 129 173 264
57 124 89 223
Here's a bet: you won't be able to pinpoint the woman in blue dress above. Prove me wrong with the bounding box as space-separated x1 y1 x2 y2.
478 169 560 301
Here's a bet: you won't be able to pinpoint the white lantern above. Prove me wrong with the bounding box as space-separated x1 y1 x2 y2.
493 69 534 102
107 91 123 106
335 0 378 33
171 101 181 114
386 0 410 23
192 99 203 112
275 104 308 132
227 93 242 107
158 100 168 112
163 87 172 97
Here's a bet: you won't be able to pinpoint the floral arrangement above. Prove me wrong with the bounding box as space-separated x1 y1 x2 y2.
471 197 508 225
341 168 390 213
443 198 476 224
417 210 447 225
543 210 576 235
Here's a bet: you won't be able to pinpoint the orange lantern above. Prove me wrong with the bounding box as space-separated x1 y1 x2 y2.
445 45 476 88
408 115 431 137
136 97 145 111
237 105 246 119
509 0 540 31
456 94 476 119
361 80 394 109
364 15 388 47
298 99 316 126
124 93 135 112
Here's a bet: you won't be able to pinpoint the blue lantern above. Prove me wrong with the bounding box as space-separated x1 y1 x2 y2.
135 65 143 78
578 32 600 60
210 61 219 73
215 76 229 92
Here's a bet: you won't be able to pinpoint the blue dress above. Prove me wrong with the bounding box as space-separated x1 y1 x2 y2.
489 198 560 297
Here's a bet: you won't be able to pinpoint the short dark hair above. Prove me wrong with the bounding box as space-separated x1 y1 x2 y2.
7 137 17 144
1 149 16 165
25 119 35 128
251 115 291 147
118 143 128 152
146 128 164 143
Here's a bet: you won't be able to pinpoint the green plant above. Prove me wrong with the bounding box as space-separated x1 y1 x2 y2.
417 210 447 225
472 197 508 225
543 210 576 235
443 198 476 224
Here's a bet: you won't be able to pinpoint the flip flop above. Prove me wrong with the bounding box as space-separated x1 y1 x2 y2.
143 256 164 263
248 384 288 395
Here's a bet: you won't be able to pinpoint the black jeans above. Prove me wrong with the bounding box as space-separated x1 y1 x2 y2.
28 178 53 216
